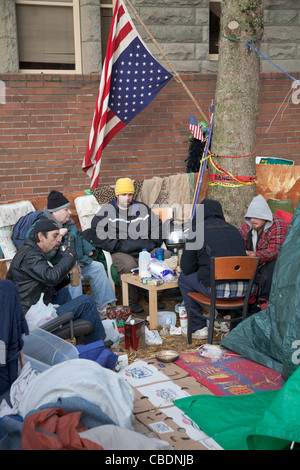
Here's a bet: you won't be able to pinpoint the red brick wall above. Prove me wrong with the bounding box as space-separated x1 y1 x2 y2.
0 72 299 203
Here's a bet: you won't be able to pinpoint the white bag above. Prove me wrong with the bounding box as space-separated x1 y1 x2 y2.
147 259 177 282
25 293 58 329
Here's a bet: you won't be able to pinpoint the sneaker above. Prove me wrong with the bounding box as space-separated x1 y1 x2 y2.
129 301 144 314
181 326 208 340
97 306 108 320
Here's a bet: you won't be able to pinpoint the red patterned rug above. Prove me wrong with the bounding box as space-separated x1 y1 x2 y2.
174 349 282 396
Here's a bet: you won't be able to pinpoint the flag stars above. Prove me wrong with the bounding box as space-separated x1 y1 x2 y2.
108 37 172 124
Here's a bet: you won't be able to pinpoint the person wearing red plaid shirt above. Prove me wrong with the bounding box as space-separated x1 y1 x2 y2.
239 194 289 311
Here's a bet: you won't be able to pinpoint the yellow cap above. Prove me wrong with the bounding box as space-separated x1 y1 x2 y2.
115 178 134 196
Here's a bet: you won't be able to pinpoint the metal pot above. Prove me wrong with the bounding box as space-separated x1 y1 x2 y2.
164 218 186 247
167 229 186 246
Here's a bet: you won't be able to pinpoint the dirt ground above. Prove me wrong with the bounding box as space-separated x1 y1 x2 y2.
109 285 223 362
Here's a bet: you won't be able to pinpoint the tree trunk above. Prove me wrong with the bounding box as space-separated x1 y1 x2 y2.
208 0 264 227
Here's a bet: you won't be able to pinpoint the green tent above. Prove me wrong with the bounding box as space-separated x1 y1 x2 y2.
175 365 300 450
221 201 300 380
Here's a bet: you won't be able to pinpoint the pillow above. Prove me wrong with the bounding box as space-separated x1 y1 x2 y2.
276 209 293 226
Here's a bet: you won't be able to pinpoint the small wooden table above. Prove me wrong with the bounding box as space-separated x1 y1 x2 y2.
121 273 178 330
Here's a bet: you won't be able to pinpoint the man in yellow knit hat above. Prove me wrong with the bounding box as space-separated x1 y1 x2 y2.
86 178 169 313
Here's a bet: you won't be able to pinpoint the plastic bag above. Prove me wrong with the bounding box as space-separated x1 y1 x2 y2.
147 259 177 282
25 293 58 329
198 344 225 362
102 319 120 344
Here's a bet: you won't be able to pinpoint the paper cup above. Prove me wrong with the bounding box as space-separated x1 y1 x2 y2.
178 306 188 329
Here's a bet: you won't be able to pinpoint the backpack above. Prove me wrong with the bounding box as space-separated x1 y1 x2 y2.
12 210 43 249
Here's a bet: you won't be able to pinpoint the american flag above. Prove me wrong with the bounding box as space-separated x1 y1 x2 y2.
188 113 205 142
82 0 173 188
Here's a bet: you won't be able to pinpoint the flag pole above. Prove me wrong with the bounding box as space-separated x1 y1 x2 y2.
124 0 209 123
190 102 214 220
189 137 209 219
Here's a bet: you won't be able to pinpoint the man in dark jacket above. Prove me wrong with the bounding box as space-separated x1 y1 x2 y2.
178 199 247 340
7 219 106 344
84 178 167 313
26 190 116 314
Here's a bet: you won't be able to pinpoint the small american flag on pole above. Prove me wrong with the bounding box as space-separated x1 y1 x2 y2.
82 0 173 188
188 113 205 141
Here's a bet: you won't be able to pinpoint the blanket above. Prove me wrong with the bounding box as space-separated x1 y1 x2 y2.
175 349 282 396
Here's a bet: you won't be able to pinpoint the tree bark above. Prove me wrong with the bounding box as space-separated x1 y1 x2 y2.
208 0 264 227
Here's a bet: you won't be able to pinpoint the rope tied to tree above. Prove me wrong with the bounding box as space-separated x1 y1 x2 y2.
198 151 257 188
220 32 300 85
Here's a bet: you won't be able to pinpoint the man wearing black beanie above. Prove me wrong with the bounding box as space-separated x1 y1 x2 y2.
26 189 116 315
7 219 106 344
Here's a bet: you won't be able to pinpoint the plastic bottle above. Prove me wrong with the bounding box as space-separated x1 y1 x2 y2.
70 262 80 287
60 244 80 287
155 248 164 260
138 249 151 278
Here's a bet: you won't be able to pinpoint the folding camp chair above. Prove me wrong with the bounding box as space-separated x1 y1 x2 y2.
0 200 36 274
187 256 260 344
40 311 93 341
74 194 117 294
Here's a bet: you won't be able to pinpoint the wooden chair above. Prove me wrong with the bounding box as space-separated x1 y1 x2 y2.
151 206 174 223
187 256 260 344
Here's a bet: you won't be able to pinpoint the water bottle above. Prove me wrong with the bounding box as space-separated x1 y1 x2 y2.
155 248 164 260
138 249 151 278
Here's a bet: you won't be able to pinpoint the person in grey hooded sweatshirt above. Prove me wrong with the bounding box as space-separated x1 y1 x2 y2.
239 194 288 310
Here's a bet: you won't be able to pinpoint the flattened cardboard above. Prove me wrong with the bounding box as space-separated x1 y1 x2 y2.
131 356 215 450
134 410 208 451
133 374 211 413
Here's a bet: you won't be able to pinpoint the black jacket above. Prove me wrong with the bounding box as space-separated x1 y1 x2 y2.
7 239 75 313
180 199 246 287
83 199 163 257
